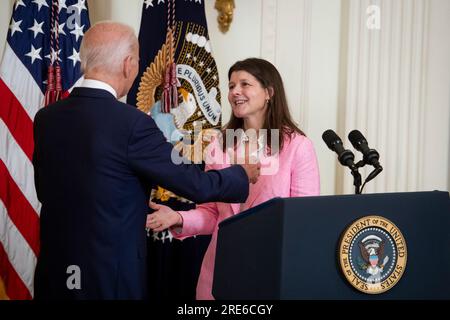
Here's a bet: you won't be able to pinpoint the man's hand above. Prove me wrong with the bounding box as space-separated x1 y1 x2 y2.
240 161 261 184
146 201 183 232
236 141 261 184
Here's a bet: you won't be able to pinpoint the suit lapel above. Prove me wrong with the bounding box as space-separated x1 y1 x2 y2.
227 172 268 215
243 177 267 209
230 203 241 215
223 141 269 215
229 179 265 215
220 148 245 215
231 150 276 214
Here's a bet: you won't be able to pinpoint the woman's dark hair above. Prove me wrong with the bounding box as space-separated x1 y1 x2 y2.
222 58 304 152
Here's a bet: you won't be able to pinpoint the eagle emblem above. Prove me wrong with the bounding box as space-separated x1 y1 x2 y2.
358 235 389 284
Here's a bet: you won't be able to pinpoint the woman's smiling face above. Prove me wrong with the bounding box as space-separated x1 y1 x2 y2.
228 70 270 121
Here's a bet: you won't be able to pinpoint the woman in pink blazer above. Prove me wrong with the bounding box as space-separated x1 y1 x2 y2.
147 58 320 300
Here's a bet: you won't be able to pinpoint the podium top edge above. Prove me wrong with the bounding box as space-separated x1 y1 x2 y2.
217 190 448 229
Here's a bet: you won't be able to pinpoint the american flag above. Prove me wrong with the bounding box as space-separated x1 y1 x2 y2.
0 0 90 299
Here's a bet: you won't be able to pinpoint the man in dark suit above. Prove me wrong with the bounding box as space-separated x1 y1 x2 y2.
32 21 259 300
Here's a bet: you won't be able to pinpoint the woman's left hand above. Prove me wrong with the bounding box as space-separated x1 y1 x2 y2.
146 201 183 232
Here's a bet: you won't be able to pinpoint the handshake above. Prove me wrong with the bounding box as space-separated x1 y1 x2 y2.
146 157 260 232
146 159 260 232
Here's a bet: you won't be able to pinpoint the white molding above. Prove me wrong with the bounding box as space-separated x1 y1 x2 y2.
298 0 312 133
417 0 429 190
261 0 313 132
260 0 277 62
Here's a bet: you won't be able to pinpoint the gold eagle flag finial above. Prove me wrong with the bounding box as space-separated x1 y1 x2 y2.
215 0 235 33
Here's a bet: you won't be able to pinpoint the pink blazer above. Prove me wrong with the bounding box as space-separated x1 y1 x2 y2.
173 132 320 300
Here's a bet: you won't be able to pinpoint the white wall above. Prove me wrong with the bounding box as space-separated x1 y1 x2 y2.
1 0 448 195
88 0 142 34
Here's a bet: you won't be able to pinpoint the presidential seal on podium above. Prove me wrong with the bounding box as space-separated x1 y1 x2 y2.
339 216 407 294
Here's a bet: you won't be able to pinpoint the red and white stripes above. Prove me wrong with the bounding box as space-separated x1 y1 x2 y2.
0 42 43 300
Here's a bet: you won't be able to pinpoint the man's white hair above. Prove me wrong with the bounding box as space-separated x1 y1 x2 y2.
80 21 137 75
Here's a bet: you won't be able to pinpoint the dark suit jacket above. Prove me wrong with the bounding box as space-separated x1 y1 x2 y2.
32 87 249 299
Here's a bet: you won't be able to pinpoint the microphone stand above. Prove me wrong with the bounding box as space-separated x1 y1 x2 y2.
354 160 383 194
350 165 362 195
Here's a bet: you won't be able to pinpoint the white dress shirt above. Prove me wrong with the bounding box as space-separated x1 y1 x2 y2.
79 79 117 99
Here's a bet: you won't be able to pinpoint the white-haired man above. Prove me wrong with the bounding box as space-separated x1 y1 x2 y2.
32 21 259 300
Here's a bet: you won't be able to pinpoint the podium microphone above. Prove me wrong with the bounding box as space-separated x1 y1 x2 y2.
322 129 356 170
348 130 383 186
348 130 382 169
